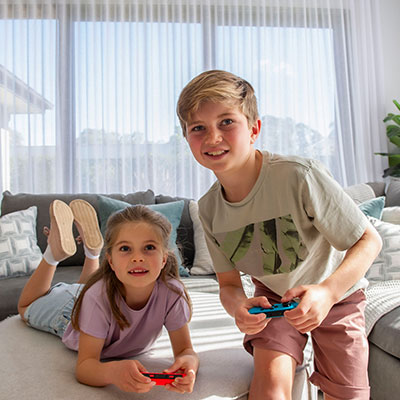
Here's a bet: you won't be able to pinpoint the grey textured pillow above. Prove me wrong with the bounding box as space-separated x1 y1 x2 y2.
385 178 400 207
365 217 400 282
0 206 42 279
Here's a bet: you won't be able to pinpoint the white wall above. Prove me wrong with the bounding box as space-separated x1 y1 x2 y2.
379 0 400 113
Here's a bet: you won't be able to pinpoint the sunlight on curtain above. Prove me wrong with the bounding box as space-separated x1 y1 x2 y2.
0 0 386 198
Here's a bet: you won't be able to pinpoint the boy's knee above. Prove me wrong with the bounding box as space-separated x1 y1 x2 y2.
249 374 292 400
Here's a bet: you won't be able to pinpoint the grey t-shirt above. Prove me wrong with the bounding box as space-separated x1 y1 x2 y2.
62 278 190 359
199 151 368 299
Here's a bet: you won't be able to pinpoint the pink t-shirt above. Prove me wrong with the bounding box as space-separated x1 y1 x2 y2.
62 278 190 360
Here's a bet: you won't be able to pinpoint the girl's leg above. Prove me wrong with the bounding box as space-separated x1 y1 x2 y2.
77 256 99 283
69 199 103 284
18 200 76 320
18 259 57 320
249 348 296 400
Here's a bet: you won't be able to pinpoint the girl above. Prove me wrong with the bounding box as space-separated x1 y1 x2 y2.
18 199 198 394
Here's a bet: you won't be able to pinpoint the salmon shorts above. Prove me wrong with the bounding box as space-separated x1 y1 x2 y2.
244 279 370 400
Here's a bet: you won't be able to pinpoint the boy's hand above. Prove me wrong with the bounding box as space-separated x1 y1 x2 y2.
235 296 272 334
110 360 155 393
281 284 337 333
163 355 197 393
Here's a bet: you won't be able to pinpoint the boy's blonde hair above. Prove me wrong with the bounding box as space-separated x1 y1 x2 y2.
177 70 259 137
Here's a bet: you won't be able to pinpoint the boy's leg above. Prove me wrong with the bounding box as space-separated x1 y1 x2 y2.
309 290 369 400
18 200 76 320
244 280 308 400
249 348 296 400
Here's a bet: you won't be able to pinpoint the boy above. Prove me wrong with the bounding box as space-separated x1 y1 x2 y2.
177 70 382 400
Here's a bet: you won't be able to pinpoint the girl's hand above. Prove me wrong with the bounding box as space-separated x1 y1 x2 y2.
234 296 271 334
281 284 337 333
110 359 155 393
163 355 197 393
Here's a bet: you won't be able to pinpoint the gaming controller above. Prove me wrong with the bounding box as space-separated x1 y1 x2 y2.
249 301 298 318
143 372 185 385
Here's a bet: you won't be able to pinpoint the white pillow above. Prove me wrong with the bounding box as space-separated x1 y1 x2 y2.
188 200 214 275
382 206 400 225
365 217 400 282
0 206 42 279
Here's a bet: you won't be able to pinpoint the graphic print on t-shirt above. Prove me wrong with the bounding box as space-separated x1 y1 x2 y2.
214 214 308 276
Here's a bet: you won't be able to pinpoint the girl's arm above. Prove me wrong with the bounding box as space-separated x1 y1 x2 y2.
163 323 199 393
75 332 154 393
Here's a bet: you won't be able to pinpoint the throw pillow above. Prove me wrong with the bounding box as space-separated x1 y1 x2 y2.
344 183 376 204
96 195 189 275
382 206 400 225
365 217 400 282
358 196 385 219
188 201 214 275
0 206 42 279
385 177 400 207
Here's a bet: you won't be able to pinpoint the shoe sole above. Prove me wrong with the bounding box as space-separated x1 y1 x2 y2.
50 200 77 257
70 199 103 252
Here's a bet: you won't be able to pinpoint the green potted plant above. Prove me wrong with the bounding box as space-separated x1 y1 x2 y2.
376 99 400 177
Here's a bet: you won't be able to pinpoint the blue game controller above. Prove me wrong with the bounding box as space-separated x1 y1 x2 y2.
249 301 298 318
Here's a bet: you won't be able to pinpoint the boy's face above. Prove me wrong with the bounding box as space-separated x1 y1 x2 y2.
185 101 260 177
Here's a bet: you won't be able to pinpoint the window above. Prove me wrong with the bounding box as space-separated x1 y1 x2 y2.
0 2 384 196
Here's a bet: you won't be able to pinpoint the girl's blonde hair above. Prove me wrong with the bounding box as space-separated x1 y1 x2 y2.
71 205 192 330
176 69 259 137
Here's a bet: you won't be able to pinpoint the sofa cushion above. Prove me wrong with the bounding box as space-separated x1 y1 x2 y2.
369 305 400 359
188 200 214 276
0 206 42 279
382 206 400 225
0 266 83 321
365 218 400 282
366 181 386 197
155 194 194 268
344 183 376 204
386 178 400 207
358 196 385 219
0 190 157 266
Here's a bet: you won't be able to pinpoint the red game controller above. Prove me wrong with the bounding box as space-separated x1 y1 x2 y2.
143 372 186 385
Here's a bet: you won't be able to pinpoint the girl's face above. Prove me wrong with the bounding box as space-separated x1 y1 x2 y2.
107 221 168 298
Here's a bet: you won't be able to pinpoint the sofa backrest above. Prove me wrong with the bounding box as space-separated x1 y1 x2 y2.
0 190 194 268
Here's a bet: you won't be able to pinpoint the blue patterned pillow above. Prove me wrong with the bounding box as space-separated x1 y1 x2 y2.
365 217 400 282
0 206 42 279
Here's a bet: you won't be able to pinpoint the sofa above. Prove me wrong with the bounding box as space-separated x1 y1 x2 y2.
0 190 316 400
343 179 400 400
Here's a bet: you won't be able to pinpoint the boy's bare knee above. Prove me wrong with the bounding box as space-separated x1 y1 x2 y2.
249 375 291 400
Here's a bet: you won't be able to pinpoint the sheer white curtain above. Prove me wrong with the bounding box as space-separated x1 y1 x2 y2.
0 0 387 199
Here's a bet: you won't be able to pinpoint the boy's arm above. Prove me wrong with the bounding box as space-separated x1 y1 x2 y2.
318 223 382 300
282 223 382 333
217 269 272 334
